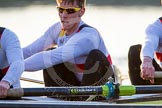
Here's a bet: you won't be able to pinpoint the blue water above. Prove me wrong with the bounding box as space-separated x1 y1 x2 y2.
0 5 161 87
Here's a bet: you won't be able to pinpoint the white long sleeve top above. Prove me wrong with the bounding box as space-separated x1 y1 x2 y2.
0 28 24 88
23 21 112 72
141 17 162 63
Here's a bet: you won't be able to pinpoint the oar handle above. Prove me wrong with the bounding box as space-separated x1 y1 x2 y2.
155 71 162 78
7 88 24 97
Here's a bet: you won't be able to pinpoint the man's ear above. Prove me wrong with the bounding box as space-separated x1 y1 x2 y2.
79 8 85 17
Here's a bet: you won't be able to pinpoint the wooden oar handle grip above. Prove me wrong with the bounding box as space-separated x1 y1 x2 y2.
155 71 162 78
7 88 24 97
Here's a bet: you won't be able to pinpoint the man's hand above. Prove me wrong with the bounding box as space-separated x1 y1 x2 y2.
140 56 155 84
0 80 10 98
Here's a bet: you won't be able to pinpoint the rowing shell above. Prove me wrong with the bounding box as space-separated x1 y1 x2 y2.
0 95 162 108
3 70 162 108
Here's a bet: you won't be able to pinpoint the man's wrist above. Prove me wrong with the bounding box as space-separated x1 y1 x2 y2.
143 56 152 62
1 80 10 86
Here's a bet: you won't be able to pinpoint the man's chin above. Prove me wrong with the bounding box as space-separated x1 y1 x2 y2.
61 24 68 29
62 25 70 30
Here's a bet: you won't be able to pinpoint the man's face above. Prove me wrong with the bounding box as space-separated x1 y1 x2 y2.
57 1 84 30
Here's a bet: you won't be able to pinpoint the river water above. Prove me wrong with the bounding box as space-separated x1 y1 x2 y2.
0 5 162 87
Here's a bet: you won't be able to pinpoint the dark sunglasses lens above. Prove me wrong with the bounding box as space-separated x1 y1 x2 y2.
66 9 76 14
57 7 77 14
58 7 64 13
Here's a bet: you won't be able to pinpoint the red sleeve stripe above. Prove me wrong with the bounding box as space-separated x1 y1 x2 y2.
76 64 84 70
155 52 162 62
2 66 9 74
160 19 162 23
159 17 162 23
107 55 112 65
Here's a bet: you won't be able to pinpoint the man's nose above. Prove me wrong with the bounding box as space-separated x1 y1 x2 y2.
62 10 68 16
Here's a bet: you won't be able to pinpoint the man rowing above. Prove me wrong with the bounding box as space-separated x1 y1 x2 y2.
0 27 24 97
23 0 115 95
128 17 162 85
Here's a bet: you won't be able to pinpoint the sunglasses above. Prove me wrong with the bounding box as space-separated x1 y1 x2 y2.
57 6 81 14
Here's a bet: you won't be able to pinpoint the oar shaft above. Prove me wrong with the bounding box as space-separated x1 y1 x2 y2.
136 85 162 94
20 77 44 84
7 85 162 98
7 86 103 97
119 85 162 96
